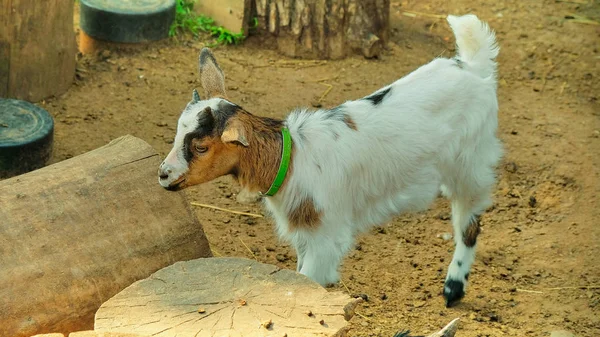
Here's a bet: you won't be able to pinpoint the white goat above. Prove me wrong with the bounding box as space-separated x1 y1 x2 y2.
158 14 502 307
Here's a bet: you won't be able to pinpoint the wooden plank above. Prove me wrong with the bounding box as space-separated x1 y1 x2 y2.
193 0 251 34
0 135 212 337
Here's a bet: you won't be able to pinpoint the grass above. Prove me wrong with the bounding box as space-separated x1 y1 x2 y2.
169 0 246 45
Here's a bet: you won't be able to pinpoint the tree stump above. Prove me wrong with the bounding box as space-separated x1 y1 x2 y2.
95 257 362 337
254 0 390 59
0 0 76 101
0 135 212 337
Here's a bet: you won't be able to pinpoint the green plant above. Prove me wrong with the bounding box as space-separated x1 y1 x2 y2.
170 0 246 45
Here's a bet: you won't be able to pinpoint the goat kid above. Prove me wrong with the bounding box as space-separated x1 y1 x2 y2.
158 14 502 307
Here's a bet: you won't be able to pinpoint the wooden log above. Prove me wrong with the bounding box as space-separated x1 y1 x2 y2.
0 135 212 337
95 257 363 337
0 0 76 101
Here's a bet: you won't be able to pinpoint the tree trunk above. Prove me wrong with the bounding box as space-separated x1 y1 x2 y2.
254 0 390 59
0 135 212 337
0 0 76 101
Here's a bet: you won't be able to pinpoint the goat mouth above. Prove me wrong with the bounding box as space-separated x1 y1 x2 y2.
165 177 186 191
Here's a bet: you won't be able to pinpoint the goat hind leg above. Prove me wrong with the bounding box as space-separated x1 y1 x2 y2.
444 197 487 307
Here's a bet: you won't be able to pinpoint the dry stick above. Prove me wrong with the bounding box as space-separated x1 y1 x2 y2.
517 285 600 294
339 279 352 295
239 237 258 261
402 11 447 19
556 0 588 4
190 202 263 218
318 83 333 102
517 288 544 294
559 81 567 95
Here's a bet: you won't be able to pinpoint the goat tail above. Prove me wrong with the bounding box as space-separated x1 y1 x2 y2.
447 14 499 79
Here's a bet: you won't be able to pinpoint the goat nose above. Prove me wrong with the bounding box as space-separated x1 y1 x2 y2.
158 167 172 180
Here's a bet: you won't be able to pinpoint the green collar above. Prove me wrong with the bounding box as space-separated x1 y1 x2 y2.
260 127 292 197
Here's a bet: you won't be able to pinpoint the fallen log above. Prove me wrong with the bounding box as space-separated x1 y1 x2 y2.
0 135 212 337
95 257 362 337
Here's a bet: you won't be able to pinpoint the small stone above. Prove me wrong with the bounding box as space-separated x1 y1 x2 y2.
353 293 369 301
99 49 112 60
437 232 453 241
505 162 518 173
529 196 537 207
197 308 206 314
276 254 288 262
380 293 388 300
319 319 325 325
266 246 276 252
592 130 600 138
262 319 273 329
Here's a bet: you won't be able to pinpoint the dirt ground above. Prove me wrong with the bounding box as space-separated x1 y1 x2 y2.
39 0 600 336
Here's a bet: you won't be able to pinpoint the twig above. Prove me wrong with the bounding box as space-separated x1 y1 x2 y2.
517 288 544 294
318 83 333 102
541 58 564 93
559 81 567 95
565 14 599 25
545 285 600 290
190 202 263 218
355 311 370 321
556 0 588 4
402 11 446 19
339 279 352 294
239 238 258 261
517 285 600 294
211 248 223 257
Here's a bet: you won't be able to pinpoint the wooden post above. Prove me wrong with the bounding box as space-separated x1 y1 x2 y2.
0 135 212 337
0 0 76 101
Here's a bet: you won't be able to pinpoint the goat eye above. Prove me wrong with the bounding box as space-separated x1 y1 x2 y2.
195 145 208 154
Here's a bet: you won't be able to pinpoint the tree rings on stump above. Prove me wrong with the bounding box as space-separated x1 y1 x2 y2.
0 99 53 179
80 0 176 44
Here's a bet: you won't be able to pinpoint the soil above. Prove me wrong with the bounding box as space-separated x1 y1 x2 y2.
39 0 600 336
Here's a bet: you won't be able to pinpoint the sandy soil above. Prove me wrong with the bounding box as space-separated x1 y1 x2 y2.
39 0 600 336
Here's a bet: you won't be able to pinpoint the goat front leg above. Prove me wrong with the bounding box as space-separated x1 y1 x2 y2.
295 227 354 287
444 198 484 307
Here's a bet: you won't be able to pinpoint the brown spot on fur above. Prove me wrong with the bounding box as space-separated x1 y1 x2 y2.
463 215 481 247
288 197 322 230
343 114 358 131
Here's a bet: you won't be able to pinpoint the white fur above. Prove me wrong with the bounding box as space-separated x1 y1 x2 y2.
262 14 502 290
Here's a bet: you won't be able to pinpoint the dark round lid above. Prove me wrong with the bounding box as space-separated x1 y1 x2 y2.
0 99 54 149
81 0 175 15
80 0 176 43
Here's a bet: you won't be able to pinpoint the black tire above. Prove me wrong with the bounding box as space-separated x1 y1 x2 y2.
0 99 54 179
80 0 176 43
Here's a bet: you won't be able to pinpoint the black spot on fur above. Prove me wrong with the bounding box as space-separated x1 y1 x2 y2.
444 279 465 307
183 107 216 162
453 57 464 68
457 260 463 268
465 272 470 280
364 87 391 105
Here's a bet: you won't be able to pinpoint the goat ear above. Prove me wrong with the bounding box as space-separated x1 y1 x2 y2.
221 119 249 147
199 48 227 99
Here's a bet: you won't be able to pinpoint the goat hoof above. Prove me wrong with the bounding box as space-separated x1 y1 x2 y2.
443 279 465 307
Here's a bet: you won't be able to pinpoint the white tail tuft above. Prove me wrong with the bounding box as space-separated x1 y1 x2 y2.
447 14 499 79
